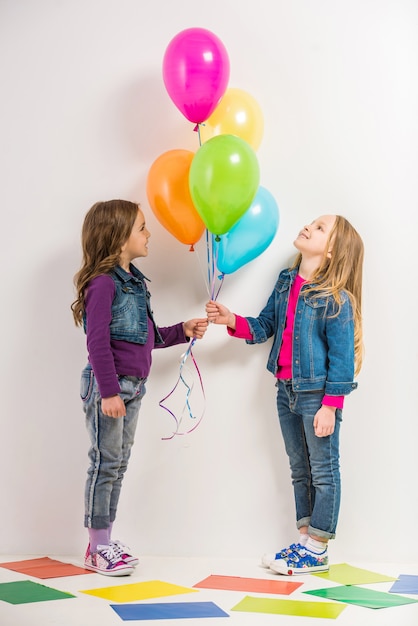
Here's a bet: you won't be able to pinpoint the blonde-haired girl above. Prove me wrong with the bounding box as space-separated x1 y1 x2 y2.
206 215 363 575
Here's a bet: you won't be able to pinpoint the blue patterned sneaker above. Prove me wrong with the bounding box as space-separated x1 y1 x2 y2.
84 544 134 576
261 543 304 568
110 540 139 567
269 545 329 575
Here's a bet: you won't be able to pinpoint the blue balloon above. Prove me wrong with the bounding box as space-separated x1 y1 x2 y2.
215 186 279 274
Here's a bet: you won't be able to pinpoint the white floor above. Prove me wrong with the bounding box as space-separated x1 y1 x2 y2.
1 554 417 626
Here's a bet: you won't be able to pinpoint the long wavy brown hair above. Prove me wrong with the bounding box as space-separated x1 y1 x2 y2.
71 199 139 326
292 215 364 375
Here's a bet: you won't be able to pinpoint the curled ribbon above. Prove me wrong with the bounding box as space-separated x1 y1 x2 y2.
159 337 206 440
159 233 225 440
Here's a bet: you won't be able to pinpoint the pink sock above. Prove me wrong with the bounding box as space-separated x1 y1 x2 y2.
88 528 110 553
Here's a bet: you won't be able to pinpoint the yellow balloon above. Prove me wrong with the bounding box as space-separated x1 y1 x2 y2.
199 87 264 150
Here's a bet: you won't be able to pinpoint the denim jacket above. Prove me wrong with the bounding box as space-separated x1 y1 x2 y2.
245 267 358 396
83 264 164 345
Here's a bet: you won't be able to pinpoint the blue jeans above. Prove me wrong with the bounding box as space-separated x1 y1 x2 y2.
276 379 342 540
80 364 147 529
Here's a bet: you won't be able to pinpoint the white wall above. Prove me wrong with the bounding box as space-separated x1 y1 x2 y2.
1 0 417 564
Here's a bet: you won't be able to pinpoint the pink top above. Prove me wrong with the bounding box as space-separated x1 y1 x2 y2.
229 274 344 409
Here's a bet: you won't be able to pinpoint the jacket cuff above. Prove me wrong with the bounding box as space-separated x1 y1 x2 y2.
324 381 358 395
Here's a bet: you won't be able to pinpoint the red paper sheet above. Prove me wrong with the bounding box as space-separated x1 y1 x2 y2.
0 556 92 578
193 574 303 595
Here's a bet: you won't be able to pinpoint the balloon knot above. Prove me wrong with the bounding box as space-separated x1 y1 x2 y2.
193 124 199 132
215 235 221 242
189 244 195 252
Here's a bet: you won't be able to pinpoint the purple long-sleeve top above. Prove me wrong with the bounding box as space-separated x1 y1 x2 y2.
85 274 188 398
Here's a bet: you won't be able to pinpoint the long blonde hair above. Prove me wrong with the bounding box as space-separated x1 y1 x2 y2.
71 199 139 326
292 215 364 375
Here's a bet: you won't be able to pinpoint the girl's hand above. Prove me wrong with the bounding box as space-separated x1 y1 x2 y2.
205 300 236 328
183 318 209 340
102 395 126 418
313 405 336 437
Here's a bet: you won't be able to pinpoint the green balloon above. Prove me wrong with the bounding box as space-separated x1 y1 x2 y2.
189 134 260 235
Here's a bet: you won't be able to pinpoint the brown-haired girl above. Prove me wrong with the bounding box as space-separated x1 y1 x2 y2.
72 200 207 576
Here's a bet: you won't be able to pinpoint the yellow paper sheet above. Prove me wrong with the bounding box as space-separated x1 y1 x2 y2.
231 595 346 619
313 563 397 585
81 580 198 602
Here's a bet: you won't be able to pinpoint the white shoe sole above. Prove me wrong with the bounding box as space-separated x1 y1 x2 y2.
84 563 134 576
269 560 329 576
123 556 139 567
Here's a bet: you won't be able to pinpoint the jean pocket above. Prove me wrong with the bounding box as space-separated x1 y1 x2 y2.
80 366 94 402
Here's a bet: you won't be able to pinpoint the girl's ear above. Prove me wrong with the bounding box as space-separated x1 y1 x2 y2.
326 249 332 259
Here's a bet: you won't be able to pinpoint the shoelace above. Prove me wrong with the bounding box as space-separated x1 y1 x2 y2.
100 544 123 564
110 540 130 559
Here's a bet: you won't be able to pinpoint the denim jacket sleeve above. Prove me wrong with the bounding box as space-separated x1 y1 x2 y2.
323 292 357 396
244 280 280 344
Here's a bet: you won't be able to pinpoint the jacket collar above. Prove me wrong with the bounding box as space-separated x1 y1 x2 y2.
282 266 299 281
112 264 150 283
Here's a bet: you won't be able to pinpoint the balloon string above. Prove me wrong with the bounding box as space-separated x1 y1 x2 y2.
206 229 213 293
209 240 226 301
193 235 212 299
196 123 204 147
213 273 225 301
180 343 206 435
160 338 206 440
209 239 217 299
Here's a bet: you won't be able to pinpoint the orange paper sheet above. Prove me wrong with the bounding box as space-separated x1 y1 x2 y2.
193 574 303 595
0 557 92 579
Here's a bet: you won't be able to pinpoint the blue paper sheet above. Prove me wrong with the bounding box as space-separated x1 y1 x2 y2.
111 601 229 620
389 575 418 595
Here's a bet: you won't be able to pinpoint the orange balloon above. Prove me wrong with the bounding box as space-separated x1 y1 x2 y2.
199 87 264 151
146 149 205 246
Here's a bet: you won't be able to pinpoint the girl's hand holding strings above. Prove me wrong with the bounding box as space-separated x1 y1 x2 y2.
183 318 209 340
205 300 236 329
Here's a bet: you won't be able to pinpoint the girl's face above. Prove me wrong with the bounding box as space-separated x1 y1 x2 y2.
293 215 336 259
120 207 151 267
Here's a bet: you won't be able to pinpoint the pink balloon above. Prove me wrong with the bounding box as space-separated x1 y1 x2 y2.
162 28 230 124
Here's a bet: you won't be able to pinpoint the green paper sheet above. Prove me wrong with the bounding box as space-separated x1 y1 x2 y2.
81 580 198 602
313 563 396 585
305 585 418 609
231 595 346 619
0 580 75 604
